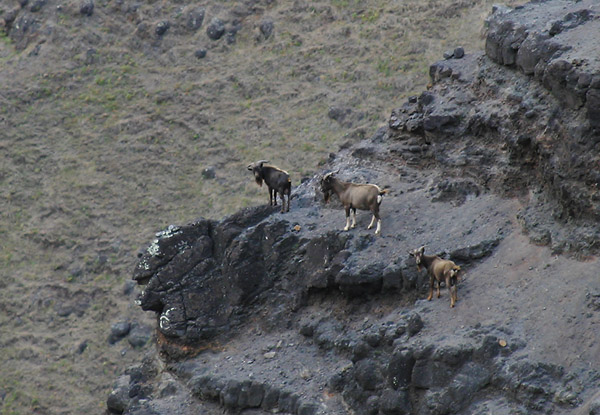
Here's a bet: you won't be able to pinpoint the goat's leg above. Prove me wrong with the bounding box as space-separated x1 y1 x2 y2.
446 275 455 307
450 274 458 306
351 208 357 229
368 215 376 229
436 279 441 298
286 189 290 212
372 211 382 235
343 207 351 231
427 274 434 301
279 190 285 213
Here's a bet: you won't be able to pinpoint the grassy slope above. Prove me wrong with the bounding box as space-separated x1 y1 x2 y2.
0 0 517 413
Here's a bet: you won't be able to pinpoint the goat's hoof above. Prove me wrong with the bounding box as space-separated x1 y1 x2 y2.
367 225 373 230
343 227 349 232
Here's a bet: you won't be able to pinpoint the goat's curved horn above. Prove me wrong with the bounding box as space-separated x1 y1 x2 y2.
257 160 269 165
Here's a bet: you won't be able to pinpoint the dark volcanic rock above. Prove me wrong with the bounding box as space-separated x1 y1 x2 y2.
485 0 599 123
206 17 225 40
388 348 415 390
29 0 46 13
109 321 131 344
79 0 94 16
107 375 130 414
194 49 207 59
155 20 170 36
9 12 41 50
185 6 205 31
379 389 410 415
354 358 384 391
127 323 152 348
259 19 274 39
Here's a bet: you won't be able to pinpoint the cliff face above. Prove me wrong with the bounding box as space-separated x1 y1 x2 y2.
109 1 600 414
391 0 600 254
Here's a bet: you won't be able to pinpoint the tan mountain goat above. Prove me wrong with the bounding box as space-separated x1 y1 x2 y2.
320 172 388 235
409 246 461 308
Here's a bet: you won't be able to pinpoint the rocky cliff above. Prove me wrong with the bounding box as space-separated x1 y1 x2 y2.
107 1 600 414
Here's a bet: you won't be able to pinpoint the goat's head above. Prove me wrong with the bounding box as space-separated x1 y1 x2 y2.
247 160 269 186
408 246 426 271
320 171 335 202
448 265 461 283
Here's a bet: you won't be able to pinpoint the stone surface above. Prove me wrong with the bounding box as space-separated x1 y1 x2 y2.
206 17 225 40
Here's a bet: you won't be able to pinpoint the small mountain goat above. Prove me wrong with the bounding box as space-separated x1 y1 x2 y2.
320 172 388 235
408 246 461 308
247 160 291 213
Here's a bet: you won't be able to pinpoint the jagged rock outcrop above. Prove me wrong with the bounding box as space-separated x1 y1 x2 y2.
389 0 600 255
108 1 600 414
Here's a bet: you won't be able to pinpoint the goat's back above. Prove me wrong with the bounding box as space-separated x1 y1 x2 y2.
430 258 458 278
344 183 382 209
264 164 289 175
262 165 291 189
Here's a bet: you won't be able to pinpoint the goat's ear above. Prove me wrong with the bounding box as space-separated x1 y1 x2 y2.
408 249 415 256
247 163 254 170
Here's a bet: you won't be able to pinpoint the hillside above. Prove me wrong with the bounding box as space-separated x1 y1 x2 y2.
107 0 600 414
0 0 524 414
3 0 600 414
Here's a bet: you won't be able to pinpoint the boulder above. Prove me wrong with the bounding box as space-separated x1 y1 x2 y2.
186 7 205 31
259 19 274 39
206 17 225 40
79 0 93 16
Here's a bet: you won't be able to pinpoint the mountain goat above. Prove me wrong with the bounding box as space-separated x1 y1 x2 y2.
247 160 291 213
409 246 461 308
320 172 388 235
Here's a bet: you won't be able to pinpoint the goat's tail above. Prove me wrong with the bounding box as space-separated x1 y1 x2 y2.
377 189 389 205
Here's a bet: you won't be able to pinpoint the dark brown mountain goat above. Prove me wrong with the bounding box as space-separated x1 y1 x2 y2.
408 246 461 308
320 172 388 235
247 160 291 213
